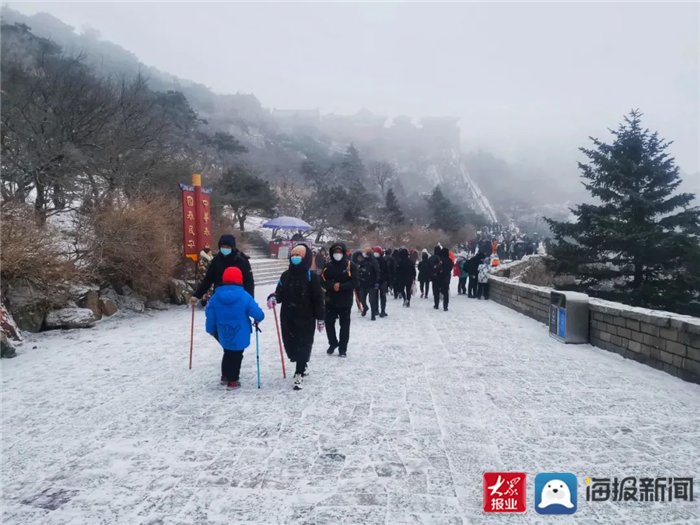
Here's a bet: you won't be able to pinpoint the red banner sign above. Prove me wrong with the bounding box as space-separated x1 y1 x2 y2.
180 174 213 261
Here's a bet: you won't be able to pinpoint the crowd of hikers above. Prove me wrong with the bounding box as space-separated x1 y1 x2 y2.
191 233 509 391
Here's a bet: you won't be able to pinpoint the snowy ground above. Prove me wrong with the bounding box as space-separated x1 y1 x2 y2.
2 283 699 524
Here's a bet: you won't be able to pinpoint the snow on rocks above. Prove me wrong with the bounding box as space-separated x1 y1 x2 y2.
98 297 118 317
1 282 699 523
44 307 97 330
99 286 145 314
167 278 192 305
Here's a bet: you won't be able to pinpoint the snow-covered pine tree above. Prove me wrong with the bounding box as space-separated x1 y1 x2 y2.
545 110 700 315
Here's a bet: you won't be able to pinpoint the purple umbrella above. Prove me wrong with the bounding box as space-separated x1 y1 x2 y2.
262 216 312 231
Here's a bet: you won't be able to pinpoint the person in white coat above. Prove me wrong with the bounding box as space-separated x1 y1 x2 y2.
477 257 491 300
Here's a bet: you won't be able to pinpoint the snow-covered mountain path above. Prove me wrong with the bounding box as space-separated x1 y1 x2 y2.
2 283 699 524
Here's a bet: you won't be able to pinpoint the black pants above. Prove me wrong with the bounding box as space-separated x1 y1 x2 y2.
433 280 450 309
379 282 388 314
400 281 412 304
221 351 244 381
393 279 401 299
281 314 314 375
326 304 351 353
468 275 478 298
360 287 379 317
419 280 430 297
458 277 467 295
477 282 490 299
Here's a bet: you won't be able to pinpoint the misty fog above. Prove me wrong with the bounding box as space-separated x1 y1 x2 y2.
6 2 698 202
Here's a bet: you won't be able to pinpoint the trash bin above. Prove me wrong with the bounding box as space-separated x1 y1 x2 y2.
549 291 589 344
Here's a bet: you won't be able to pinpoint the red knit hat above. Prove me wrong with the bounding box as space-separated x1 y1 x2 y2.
222 267 243 285
373 246 382 255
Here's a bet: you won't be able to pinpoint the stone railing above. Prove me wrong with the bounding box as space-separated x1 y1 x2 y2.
489 276 700 384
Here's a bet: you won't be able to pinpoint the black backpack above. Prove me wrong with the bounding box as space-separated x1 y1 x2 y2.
431 256 443 279
358 260 374 287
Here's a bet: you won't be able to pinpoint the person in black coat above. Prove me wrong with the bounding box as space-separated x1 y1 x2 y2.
439 247 453 311
267 243 324 390
191 234 254 304
417 250 432 298
396 248 416 307
321 242 357 357
373 246 389 317
384 249 397 298
428 246 446 310
357 246 380 320
391 249 402 299
466 253 484 298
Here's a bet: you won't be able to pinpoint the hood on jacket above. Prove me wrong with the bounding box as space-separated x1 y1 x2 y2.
399 247 410 259
329 242 348 264
421 251 429 262
433 245 441 256
218 234 236 249
441 247 451 258
290 242 313 270
351 250 364 265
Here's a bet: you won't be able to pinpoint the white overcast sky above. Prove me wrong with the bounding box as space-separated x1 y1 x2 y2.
5 1 700 181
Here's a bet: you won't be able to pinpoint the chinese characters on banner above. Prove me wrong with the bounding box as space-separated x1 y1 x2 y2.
180 173 213 262
200 192 212 249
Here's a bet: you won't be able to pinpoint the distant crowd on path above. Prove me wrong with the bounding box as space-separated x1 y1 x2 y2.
190 231 514 392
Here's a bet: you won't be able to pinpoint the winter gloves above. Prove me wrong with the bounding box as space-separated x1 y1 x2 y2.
267 294 277 309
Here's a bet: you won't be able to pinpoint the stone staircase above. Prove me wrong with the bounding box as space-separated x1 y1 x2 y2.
250 258 288 286
240 230 288 286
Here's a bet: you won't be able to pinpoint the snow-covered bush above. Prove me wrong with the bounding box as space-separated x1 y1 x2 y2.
0 203 80 293
84 199 179 300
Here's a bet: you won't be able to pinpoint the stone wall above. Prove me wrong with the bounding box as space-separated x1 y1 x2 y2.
489 276 700 384
489 276 550 324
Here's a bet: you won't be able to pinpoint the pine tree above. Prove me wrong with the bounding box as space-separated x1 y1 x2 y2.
385 187 405 225
427 185 465 232
545 110 700 315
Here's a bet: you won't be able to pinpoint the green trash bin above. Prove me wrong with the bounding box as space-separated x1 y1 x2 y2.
549 291 589 344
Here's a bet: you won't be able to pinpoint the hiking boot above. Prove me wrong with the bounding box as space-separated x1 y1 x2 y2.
220 375 228 385
379 312 387 318
327 345 338 355
293 373 303 390
434 305 439 310
227 380 241 390
302 364 310 377
339 352 347 358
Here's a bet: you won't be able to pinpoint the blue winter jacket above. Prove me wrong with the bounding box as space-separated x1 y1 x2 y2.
205 284 264 352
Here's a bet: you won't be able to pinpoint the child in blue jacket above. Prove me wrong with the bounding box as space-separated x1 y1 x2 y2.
205 266 264 389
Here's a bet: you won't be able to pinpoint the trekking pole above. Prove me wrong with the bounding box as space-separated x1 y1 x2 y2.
272 304 286 378
254 322 261 389
189 302 195 370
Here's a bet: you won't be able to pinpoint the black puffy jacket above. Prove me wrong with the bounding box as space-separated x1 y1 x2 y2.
321 243 358 308
194 234 254 298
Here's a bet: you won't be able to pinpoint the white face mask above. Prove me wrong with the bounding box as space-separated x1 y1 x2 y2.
332 253 343 262
373 252 380 258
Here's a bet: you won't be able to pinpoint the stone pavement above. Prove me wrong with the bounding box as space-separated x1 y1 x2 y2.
2 283 699 524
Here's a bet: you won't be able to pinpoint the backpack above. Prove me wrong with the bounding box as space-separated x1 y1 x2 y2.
431 256 443 279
